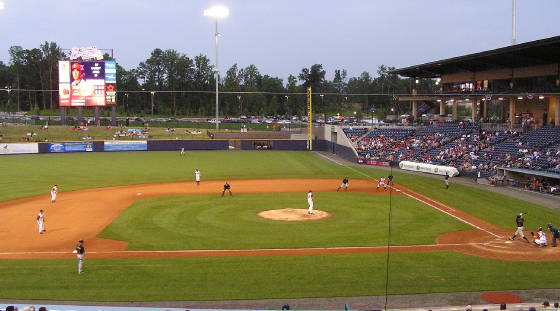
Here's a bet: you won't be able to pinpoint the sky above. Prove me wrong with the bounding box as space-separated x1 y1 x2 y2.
0 0 559 82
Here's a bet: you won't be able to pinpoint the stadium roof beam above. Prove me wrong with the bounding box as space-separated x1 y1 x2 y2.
391 36 560 78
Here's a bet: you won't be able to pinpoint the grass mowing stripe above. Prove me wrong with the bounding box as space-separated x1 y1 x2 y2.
2 252 560 301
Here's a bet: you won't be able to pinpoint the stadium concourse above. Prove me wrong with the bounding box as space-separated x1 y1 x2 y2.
344 121 560 194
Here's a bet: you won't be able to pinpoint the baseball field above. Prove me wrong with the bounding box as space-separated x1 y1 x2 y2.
1 151 560 302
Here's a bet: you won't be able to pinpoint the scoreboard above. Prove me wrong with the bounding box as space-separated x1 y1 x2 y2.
58 60 116 107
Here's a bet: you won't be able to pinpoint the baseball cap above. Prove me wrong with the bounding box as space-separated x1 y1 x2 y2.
78 239 84 243
543 301 550 306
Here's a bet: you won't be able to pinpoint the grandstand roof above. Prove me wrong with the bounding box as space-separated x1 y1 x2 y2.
391 36 560 78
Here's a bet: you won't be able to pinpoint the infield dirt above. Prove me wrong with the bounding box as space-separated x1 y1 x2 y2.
0 178 558 261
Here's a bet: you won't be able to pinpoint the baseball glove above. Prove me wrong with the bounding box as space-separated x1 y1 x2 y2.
531 231 534 237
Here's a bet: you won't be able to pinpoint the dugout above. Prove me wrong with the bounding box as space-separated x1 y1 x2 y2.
495 167 560 194
391 36 560 127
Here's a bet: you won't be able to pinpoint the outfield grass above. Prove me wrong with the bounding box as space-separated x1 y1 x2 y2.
1 252 560 301
99 193 470 249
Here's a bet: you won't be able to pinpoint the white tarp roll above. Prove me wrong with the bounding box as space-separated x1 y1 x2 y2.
399 161 459 177
0 143 39 155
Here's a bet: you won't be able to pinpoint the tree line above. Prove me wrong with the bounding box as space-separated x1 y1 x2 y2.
0 41 438 117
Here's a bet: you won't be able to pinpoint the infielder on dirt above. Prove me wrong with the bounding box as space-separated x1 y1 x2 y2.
510 212 530 242
50 185 58 203
307 190 314 215
194 169 201 186
337 177 349 192
376 176 387 191
37 209 45 234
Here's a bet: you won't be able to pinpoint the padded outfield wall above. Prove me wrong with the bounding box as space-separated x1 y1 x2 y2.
2 137 356 157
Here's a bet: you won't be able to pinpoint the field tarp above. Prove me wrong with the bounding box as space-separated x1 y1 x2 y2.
399 160 459 177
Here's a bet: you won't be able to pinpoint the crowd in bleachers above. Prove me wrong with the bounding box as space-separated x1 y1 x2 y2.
342 127 368 142
349 121 560 193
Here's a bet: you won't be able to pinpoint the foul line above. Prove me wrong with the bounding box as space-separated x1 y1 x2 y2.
314 152 502 239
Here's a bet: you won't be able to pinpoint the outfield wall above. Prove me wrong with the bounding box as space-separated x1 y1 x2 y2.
1 139 353 158
1 140 311 154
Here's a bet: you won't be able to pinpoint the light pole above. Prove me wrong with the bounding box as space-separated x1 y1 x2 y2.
204 5 229 130
285 95 289 131
124 93 129 113
150 91 155 116
237 95 242 115
4 86 11 112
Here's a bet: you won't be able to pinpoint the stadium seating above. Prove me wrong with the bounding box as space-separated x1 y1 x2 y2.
351 123 560 179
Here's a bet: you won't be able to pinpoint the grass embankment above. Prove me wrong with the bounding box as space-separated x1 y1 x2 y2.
0 123 286 143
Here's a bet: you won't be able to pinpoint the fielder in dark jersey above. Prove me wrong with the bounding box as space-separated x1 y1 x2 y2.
337 177 349 192
222 181 232 197
75 239 85 274
510 213 530 242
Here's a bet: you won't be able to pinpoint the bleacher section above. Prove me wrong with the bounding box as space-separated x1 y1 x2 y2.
350 123 560 179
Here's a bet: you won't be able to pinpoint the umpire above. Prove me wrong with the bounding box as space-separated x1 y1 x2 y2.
548 223 559 247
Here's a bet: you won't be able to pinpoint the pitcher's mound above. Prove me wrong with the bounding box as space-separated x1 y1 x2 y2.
258 209 331 221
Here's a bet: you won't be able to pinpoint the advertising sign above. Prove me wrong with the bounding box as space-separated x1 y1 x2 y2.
104 141 147 152
0 143 39 155
357 158 391 166
48 142 94 153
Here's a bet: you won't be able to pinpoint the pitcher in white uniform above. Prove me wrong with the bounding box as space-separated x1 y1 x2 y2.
307 190 314 215
194 169 201 186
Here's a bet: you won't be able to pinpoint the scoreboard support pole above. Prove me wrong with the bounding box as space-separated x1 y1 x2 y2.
77 107 83 126
307 87 312 150
60 107 66 126
94 107 99 126
111 106 116 126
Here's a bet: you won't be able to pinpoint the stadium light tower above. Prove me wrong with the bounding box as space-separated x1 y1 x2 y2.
204 5 229 130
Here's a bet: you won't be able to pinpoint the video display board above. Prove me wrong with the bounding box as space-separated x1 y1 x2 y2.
58 61 117 107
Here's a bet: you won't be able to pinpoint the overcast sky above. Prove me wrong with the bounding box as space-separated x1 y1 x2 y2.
1 0 559 81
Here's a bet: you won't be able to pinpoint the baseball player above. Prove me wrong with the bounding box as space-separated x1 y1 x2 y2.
73 239 85 274
547 223 559 247
307 190 314 215
50 184 58 203
532 227 548 247
387 174 394 186
444 174 449 189
376 176 387 191
180 147 185 156
337 177 349 192
194 169 201 186
510 212 530 242
37 209 45 234
221 181 232 197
